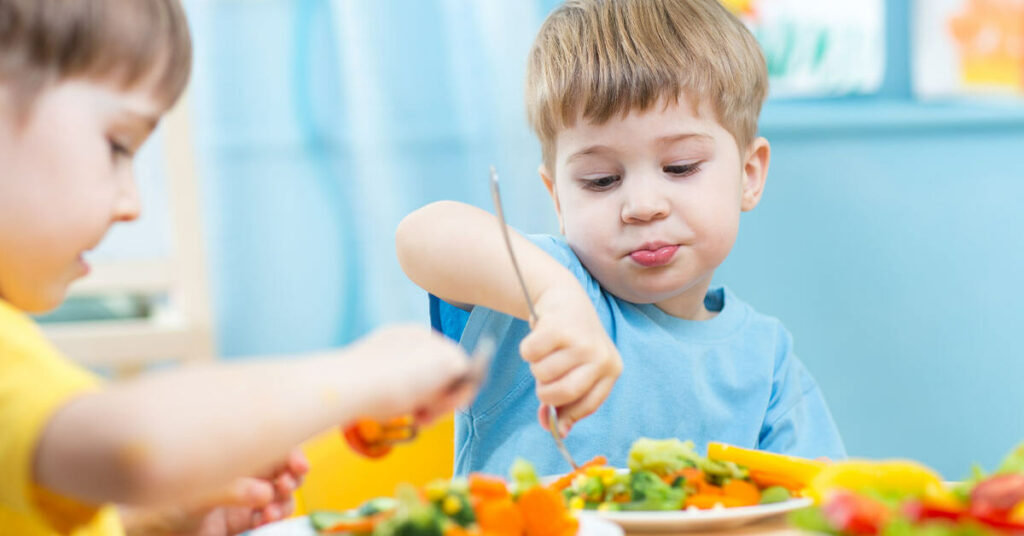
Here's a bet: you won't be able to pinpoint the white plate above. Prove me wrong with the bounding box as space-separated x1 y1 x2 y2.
247 512 624 536
588 498 812 533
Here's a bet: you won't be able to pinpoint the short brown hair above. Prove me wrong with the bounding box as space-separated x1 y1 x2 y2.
526 0 768 170
0 0 192 113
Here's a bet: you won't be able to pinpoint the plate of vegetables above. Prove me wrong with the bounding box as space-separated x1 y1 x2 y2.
249 459 623 536
546 438 817 532
789 440 1024 536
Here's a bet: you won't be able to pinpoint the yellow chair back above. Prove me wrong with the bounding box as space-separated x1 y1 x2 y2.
294 415 455 514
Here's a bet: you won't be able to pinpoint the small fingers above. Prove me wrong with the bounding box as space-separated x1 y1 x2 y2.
528 348 576 384
274 473 298 499
287 448 311 477
213 477 274 508
519 325 563 363
535 364 597 408
554 376 616 435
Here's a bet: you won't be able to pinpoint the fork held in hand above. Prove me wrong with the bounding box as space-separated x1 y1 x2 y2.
489 166 580 471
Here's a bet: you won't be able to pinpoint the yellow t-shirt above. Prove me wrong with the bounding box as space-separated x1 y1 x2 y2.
0 299 124 535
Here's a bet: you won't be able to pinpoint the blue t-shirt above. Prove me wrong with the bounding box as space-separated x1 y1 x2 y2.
431 234 846 477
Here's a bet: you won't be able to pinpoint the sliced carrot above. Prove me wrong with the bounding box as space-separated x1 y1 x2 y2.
518 486 574 536
547 456 608 492
721 479 761 507
747 469 804 492
469 473 510 500
475 497 523 536
322 512 389 534
680 468 704 482
444 525 471 536
559 514 579 536
342 423 391 458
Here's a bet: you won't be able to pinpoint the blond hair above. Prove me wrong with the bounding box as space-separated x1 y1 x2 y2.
526 0 768 170
0 0 192 114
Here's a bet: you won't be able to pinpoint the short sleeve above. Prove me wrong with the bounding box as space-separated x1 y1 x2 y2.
0 302 106 531
430 294 471 342
758 326 847 460
523 234 594 291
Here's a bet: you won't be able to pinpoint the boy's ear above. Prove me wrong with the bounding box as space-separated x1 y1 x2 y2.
740 137 770 212
539 164 566 234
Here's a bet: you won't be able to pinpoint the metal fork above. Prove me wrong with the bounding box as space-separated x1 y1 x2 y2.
489 166 580 471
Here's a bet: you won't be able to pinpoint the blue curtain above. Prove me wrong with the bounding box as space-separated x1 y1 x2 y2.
186 0 561 356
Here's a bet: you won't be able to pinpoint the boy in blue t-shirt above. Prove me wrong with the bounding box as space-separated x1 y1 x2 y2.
396 0 846 477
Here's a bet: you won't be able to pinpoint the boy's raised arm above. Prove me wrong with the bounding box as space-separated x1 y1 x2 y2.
32 326 471 507
396 200 577 319
397 201 622 435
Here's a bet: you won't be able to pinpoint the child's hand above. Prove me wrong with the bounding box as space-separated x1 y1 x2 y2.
519 285 622 436
121 449 309 536
345 325 475 424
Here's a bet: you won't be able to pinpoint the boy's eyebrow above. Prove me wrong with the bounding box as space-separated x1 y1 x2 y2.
120 110 159 132
657 132 714 146
566 132 715 163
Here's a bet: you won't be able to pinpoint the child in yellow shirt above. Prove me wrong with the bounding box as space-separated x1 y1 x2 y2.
0 1 474 535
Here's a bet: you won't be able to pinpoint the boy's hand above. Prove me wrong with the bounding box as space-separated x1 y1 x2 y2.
122 449 309 536
345 325 476 424
519 284 622 436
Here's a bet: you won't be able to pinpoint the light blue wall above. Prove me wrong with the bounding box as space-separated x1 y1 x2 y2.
185 1 1024 478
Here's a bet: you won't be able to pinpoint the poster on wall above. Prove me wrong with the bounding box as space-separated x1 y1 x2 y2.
722 0 886 98
913 0 1024 98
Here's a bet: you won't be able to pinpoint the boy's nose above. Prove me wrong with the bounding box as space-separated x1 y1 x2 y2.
620 178 670 223
113 174 141 222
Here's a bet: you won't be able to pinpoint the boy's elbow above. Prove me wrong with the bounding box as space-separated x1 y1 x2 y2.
101 414 190 505
396 201 465 276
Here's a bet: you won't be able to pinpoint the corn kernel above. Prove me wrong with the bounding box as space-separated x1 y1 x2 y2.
442 495 462 515
569 497 585 510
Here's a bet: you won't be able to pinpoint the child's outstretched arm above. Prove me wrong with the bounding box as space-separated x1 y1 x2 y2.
396 201 622 435
32 326 471 508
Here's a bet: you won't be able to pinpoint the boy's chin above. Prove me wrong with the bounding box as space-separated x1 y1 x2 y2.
11 286 70 314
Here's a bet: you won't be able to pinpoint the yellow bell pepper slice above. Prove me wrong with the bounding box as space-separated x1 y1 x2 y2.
707 442 825 492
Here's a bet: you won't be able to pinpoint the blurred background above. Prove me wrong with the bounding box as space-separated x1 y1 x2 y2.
44 0 1024 504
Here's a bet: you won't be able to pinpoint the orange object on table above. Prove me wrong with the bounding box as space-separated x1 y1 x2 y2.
342 415 417 458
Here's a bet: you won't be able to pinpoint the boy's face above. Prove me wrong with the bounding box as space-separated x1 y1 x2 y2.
0 80 163 312
541 95 769 319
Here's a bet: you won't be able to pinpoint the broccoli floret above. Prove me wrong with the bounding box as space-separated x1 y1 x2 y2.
622 470 685 510
698 459 749 486
627 438 702 476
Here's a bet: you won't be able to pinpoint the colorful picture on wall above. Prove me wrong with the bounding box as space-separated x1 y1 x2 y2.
913 0 1024 98
723 0 886 98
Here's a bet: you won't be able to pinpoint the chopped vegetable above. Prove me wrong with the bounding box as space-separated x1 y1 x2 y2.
548 456 608 492
789 440 1024 536
468 473 509 500
707 442 823 490
509 458 540 496
759 486 793 504
474 498 523 536
627 438 702 476
518 486 578 536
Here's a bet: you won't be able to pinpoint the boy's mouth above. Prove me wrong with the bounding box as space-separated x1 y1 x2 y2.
628 243 679 267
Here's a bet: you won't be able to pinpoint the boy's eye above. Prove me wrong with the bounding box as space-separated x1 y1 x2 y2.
664 163 701 177
108 139 133 161
583 175 621 191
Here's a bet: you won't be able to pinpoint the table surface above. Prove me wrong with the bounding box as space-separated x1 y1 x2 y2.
625 517 809 536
